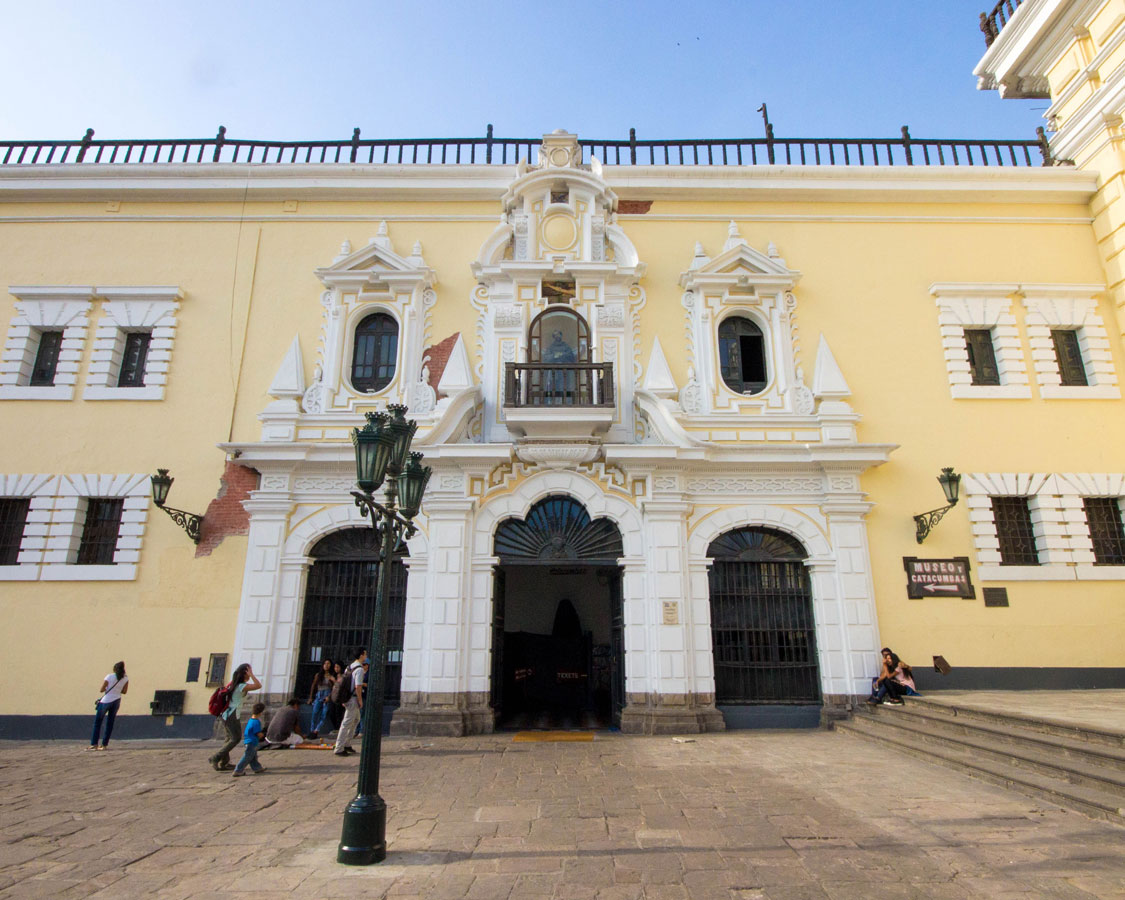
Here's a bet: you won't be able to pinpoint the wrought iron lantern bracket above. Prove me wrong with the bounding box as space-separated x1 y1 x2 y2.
156 503 203 544
913 504 955 544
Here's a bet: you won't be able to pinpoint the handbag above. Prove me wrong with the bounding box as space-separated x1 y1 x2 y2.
96 674 125 709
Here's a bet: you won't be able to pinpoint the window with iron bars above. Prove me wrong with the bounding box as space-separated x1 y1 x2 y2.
0 498 30 565
117 332 152 387
991 496 1039 566
1083 497 1125 566
29 330 63 386
76 498 124 565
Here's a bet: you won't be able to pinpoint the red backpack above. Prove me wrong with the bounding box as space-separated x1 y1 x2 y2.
208 682 234 717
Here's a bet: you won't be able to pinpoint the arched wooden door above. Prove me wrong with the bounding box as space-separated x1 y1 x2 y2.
297 528 408 707
707 527 820 704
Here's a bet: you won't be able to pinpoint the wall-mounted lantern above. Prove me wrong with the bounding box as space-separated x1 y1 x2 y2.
150 469 203 544
913 467 961 544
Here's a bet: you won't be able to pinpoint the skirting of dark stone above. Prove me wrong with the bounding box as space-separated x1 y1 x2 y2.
914 667 1125 691
718 705 821 730
0 714 215 741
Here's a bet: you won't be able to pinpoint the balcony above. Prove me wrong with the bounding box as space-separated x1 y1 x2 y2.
502 362 615 442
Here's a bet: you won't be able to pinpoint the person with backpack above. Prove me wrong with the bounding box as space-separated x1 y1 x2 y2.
88 661 129 750
209 663 261 771
333 648 367 757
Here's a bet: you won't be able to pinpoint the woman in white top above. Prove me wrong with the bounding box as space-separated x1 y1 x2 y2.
89 661 129 750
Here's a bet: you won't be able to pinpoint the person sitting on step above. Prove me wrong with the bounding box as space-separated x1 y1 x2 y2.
867 647 919 706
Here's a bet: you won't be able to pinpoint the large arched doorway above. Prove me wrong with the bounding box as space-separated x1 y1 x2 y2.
707 527 820 725
297 528 408 723
491 495 624 730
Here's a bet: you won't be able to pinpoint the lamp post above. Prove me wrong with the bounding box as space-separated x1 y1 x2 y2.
337 404 431 866
913 467 961 543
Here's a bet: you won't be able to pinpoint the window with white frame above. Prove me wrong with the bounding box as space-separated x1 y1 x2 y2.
1022 287 1119 399
84 288 182 401
0 288 93 400
37 474 150 582
964 473 1071 581
930 285 1030 399
1056 473 1125 579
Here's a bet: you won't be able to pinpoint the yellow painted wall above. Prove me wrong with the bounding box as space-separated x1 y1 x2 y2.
1 174 1121 718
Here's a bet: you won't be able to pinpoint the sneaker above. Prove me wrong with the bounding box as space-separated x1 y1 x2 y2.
864 698 881 706
85 745 97 751
334 751 350 757
253 768 267 774
886 699 905 706
232 771 245 777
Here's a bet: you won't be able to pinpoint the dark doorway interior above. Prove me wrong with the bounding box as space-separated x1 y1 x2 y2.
492 565 622 731
296 528 407 717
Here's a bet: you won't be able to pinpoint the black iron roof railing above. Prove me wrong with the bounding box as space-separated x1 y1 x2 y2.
0 124 1056 169
980 0 1026 47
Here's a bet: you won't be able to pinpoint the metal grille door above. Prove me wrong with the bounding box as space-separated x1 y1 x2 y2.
297 546 407 705
708 559 820 704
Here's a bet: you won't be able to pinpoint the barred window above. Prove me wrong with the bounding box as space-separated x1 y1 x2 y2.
76 498 124 566
29 330 63 386
0 498 30 565
351 313 398 393
964 329 1000 386
1083 497 1125 566
992 496 1039 566
117 332 151 387
1051 330 1088 387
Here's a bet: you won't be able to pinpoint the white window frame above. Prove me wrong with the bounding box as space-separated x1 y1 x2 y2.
930 284 1030 399
1056 473 1125 581
84 287 182 401
1021 286 1119 399
964 473 1073 581
0 475 57 581
39 474 150 581
0 287 93 400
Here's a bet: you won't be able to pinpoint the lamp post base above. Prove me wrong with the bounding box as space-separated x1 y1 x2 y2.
337 794 387 865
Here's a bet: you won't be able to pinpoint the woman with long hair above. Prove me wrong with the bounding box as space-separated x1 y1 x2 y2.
867 647 918 705
329 661 346 732
89 661 129 750
209 663 261 771
307 658 335 738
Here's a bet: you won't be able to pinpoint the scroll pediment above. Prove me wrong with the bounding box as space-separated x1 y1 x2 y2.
315 224 434 291
680 223 800 290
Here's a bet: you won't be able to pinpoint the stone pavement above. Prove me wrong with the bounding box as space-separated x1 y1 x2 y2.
2 729 1124 899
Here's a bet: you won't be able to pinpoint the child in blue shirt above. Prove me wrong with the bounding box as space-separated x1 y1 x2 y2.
233 702 267 776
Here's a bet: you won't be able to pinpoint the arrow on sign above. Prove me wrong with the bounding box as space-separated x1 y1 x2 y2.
922 583 961 593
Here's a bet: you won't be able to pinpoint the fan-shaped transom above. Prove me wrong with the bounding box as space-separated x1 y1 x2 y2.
494 495 623 563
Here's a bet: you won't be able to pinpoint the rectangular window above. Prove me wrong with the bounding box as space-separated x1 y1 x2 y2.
1051 329 1088 386
1083 497 1125 566
29 330 64 386
964 329 1000 386
992 496 1039 566
0 498 31 565
76 498 124 565
117 332 151 387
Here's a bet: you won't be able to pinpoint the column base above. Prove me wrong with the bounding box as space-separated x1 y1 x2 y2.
390 692 494 737
619 693 726 735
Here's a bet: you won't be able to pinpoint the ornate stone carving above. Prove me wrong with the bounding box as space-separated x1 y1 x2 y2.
409 369 436 416
685 476 824 494
260 474 291 491
828 475 859 491
654 475 680 491
293 475 355 492
513 214 530 260
301 363 325 414
438 473 464 491
494 305 523 328
501 340 516 363
680 368 704 414
597 305 625 328
793 384 816 415
591 215 605 262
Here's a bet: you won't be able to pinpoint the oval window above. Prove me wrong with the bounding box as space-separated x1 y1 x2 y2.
351 312 398 392
718 316 767 394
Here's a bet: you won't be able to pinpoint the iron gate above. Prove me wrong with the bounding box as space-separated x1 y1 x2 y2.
297 528 407 706
707 528 820 705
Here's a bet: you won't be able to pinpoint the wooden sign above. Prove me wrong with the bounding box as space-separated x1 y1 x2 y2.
903 557 975 599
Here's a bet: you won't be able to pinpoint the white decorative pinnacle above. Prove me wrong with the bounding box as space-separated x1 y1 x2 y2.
333 239 352 263
436 334 475 394
723 221 747 252
268 336 306 398
690 241 710 269
641 337 679 398
812 335 851 399
372 221 391 250
409 240 424 266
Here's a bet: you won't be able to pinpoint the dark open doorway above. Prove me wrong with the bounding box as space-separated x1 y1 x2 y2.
490 495 625 731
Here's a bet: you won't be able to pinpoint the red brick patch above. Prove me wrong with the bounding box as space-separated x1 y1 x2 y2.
195 460 259 558
618 200 653 214
423 332 460 398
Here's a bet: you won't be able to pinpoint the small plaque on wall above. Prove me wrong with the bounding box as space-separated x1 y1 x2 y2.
662 602 679 625
903 557 975 599
983 587 1010 607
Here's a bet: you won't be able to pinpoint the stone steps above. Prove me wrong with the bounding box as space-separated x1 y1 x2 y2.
836 697 1125 824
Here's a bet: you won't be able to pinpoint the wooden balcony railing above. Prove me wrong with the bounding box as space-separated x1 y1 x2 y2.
503 362 614 408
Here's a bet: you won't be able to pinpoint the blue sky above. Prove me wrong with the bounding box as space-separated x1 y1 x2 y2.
2 1 1046 141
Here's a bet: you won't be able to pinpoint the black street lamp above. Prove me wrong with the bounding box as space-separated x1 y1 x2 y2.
913 467 961 543
149 469 204 544
337 404 431 866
